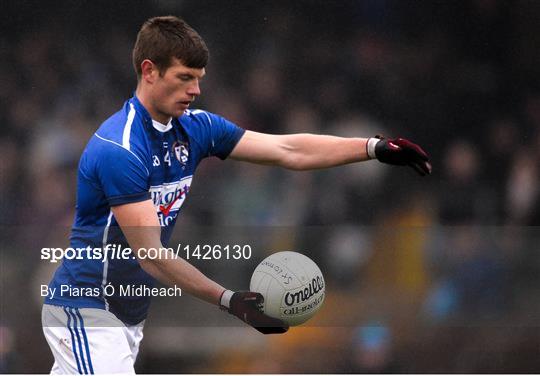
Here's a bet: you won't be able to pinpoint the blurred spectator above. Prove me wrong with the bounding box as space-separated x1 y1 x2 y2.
0 326 16 372
438 140 485 224
344 323 400 373
506 148 540 225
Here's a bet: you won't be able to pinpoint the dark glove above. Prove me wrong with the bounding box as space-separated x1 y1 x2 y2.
367 135 432 176
220 290 289 334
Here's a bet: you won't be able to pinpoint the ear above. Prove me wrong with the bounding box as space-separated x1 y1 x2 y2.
140 59 158 84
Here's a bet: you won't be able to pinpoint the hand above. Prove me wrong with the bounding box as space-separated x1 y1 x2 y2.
220 290 289 334
367 135 432 176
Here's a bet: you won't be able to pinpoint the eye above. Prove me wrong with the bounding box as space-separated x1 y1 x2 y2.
178 74 193 82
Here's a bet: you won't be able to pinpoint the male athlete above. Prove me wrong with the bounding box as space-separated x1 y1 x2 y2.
42 16 431 374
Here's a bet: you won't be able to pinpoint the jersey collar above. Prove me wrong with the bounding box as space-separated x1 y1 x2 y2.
151 119 173 132
130 95 173 133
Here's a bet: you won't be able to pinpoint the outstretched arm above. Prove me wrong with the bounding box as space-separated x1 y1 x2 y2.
229 130 431 175
229 131 370 170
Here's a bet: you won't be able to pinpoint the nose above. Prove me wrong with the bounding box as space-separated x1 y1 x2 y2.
187 80 201 98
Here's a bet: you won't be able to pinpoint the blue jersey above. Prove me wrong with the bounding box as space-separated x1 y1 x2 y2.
45 96 245 325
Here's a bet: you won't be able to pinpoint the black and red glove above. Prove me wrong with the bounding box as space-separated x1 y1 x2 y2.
220 290 289 334
366 135 432 176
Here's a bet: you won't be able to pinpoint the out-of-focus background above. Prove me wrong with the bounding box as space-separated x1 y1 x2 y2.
1 0 540 373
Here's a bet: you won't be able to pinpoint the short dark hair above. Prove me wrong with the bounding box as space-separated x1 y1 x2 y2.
132 16 209 78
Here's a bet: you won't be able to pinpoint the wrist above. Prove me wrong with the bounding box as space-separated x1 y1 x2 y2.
366 137 380 159
219 289 234 309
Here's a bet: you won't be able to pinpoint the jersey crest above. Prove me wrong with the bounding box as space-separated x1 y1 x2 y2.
173 141 189 165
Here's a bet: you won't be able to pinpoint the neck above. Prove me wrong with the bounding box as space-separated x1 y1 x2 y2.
135 86 172 124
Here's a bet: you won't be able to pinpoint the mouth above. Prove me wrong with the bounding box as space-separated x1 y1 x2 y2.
177 101 192 110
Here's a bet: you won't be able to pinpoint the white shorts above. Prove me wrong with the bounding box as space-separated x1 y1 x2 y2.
42 304 144 374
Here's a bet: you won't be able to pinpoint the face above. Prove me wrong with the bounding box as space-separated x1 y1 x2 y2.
145 58 205 122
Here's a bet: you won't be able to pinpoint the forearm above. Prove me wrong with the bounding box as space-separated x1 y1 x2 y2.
112 201 225 306
127 230 224 305
281 134 370 170
138 253 225 305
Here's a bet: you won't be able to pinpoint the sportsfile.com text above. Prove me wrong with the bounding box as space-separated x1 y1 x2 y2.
40 244 253 263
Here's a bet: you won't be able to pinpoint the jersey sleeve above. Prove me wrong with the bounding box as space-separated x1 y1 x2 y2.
191 110 245 160
92 141 151 206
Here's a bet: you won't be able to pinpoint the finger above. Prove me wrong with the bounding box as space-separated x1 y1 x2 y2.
243 295 264 311
251 310 286 325
396 138 429 160
254 295 264 306
246 309 289 334
417 147 429 161
418 161 432 175
254 317 289 334
408 160 428 176
425 161 432 174
408 144 429 161
256 325 289 335
411 153 431 168
408 162 426 176
408 160 431 176
242 294 259 302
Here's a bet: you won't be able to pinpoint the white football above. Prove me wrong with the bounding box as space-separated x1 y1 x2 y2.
250 251 325 326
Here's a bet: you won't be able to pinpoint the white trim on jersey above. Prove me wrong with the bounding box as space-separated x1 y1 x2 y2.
122 103 136 150
190 109 213 126
93 133 150 176
151 118 173 132
190 110 216 148
101 211 113 311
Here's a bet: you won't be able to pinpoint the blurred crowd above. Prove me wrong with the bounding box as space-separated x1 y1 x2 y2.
1 0 539 373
